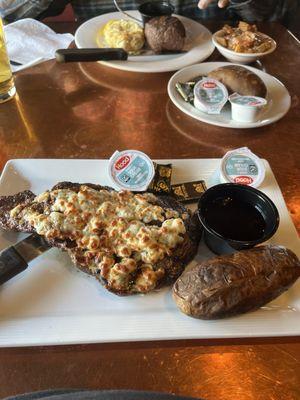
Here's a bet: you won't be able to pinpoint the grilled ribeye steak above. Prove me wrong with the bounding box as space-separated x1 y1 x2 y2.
0 182 201 295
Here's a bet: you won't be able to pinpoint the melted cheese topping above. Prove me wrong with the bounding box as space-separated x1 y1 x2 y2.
10 186 186 292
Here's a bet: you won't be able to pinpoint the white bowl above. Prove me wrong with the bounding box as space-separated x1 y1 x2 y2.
212 31 277 64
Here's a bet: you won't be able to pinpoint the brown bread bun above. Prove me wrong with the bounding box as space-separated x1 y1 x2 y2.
208 65 267 98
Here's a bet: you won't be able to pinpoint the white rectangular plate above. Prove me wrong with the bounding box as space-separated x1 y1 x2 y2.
0 159 299 347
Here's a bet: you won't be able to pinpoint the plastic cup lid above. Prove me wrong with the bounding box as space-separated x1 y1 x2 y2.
108 150 155 191
220 147 265 188
229 93 267 107
194 78 228 114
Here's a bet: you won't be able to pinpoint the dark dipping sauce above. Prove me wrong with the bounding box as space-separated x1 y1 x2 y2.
204 197 266 241
139 2 174 17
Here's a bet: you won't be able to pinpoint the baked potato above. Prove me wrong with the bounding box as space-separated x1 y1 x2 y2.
173 245 300 319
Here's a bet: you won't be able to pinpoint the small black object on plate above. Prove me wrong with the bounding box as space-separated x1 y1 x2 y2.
197 183 279 255
148 162 172 194
172 180 207 203
175 76 204 103
138 1 175 25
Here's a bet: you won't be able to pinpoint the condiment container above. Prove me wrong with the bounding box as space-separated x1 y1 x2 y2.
194 78 228 114
229 93 267 122
197 183 279 255
220 147 265 188
138 1 174 25
109 150 155 191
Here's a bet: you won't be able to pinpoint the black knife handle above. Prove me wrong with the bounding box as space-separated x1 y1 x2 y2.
0 247 28 285
55 48 128 63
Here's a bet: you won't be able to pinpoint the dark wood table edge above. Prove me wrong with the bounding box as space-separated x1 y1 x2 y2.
1 336 299 353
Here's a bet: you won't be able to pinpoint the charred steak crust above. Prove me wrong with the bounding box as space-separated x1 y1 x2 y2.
0 190 36 232
0 182 201 295
51 182 114 193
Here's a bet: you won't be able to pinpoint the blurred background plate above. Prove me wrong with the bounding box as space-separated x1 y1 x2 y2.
75 11 214 73
168 62 291 128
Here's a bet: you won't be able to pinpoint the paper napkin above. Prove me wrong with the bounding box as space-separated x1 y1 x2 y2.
4 18 74 72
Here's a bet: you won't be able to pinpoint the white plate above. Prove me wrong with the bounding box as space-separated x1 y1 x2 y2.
75 11 214 73
168 62 291 128
0 159 299 347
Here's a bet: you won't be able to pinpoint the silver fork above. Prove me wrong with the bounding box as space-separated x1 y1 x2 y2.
113 0 142 23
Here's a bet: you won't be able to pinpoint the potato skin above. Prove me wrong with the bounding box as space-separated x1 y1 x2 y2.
208 65 267 98
173 245 300 319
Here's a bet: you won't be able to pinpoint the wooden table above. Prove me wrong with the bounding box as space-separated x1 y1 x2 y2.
0 21 299 400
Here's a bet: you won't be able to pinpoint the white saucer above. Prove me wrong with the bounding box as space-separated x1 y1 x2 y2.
167 62 291 128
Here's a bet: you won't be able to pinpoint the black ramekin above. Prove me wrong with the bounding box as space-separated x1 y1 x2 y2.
138 1 175 25
197 183 280 255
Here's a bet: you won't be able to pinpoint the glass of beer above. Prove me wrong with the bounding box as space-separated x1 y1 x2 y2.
0 18 16 103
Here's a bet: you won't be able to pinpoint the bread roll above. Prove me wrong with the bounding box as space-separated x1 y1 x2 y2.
208 65 267 98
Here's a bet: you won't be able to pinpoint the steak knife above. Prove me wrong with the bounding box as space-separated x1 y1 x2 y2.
0 234 50 285
55 48 186 63
56 48 128 62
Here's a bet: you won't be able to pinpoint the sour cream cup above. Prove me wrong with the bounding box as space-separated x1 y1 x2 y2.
109 150 155 191
219 147 265 188
138 1 175 25
194 78 228 114
229 93 267 123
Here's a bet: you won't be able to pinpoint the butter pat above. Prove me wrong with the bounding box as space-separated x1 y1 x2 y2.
220 147 265 188
193 78 228 114
109 150 155 191
229 93 267 123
